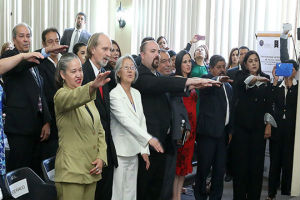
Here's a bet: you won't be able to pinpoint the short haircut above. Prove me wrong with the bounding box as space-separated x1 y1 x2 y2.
12 23 32 39
168 50 176 57
141 37 155 45
42 27 60 43
209 55 225 68
157 36 168 44
73 42 87 55
175 50 191 76
114 55 139 84
86 32 105 59
1 42 13 56
76 12 87 21
238 46 249 53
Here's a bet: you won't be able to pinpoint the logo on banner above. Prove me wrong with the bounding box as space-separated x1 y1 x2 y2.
259 40 264 46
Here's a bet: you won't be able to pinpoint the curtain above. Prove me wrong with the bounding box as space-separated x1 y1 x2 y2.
132 0 299 60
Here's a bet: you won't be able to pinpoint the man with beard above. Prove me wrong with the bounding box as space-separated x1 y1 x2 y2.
194 55 233 200
133 40 221 200
81 33 117 200
60 12 91 52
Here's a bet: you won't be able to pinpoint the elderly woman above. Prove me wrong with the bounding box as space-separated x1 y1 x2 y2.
54 53 108 200
110 55 163 200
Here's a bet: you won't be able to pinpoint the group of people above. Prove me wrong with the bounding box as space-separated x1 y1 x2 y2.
0 11 298 200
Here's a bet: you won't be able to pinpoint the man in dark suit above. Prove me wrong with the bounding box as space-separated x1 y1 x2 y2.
194 55 233 200
133 40 221 200
226 46 249 81
81 33 118 200
37 28 62 160
1 23 67 175
60 12 91 52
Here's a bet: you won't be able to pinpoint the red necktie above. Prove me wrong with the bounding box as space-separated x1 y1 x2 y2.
99 87 104 100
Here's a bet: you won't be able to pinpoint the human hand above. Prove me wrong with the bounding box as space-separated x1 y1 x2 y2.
91 71 111 88
219 76 233 83
45 45 68 54
22 52 44 64
142 154 150 170
264 124 271 139
90 158 104 175
149 137 164 153
257 76 270 83
40 122 50 142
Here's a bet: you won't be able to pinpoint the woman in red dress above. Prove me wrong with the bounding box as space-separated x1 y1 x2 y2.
173 50 198 200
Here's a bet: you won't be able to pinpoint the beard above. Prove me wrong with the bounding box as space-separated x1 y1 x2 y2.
151 56 160 69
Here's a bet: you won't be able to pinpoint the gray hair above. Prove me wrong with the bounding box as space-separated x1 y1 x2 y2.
55 53 80 88
12 23 32 39
86 32 110 60
115 55 139 84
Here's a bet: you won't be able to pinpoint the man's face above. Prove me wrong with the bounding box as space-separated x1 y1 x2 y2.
13 25 31 53
239 49 249 64
141 41 160 70
91 34 112 68
157 51 171 76
43 31 60 55
75 14 86 29
210 61 226 77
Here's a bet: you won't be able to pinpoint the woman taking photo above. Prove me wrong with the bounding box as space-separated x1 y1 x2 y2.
54 53 108 200
110 55 163 200
231 51 276 200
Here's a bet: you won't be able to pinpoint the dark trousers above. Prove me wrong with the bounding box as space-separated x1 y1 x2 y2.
160 139 177 200
7 133 43 176
231 126 266 200
137 150 167 200
94 164 114 200
194 135 226 200
268 120 295 198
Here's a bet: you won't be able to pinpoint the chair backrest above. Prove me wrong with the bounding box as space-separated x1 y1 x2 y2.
41 156 55 183
5 167 45 199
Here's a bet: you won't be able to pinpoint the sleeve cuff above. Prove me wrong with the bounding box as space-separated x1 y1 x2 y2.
280 34 288 40
41 48 51 58
264 113 277 128
141 145 150 155
244 75 256 89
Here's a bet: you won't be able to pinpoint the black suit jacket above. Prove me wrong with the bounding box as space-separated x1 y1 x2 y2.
226 66 239 81
82 60 118 167
2 48 51 135
38 58 58 139
60 28 91 52
197 73 233 139
132 64 187 148
270 81 298 140
234 71 272 131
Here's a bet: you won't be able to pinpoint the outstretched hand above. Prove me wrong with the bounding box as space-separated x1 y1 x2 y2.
149 137 164 153
219 76 233 83
22 52 44 64
91 71 111 88
45 45 68 54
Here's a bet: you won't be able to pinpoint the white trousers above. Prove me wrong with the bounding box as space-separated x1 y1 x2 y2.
111 155 138 200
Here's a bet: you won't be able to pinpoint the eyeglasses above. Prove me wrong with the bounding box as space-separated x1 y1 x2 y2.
122 66 136 71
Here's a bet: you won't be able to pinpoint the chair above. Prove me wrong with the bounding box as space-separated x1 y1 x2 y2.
5 167 57 200
41 156 55 183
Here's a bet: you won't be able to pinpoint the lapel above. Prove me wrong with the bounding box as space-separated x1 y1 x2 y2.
117 84 139 117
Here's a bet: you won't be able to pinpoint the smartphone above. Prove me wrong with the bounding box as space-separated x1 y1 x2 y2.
275 63 293 77
195 34 205 40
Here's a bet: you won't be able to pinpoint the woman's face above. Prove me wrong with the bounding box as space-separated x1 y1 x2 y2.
158 38 168 50
76 46 87 64
231 50 239 66
194 46 206 59
245 54 260 75
181 54 192 77
118 58 136 84
110 43 121 64
60 58 83 89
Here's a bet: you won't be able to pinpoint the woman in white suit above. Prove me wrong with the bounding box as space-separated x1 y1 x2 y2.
110 55 164 200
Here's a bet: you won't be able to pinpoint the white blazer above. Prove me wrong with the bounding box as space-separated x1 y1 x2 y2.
110 83 152 157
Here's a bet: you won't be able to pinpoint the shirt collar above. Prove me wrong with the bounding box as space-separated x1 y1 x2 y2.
47 53 62 67
279 78 297 88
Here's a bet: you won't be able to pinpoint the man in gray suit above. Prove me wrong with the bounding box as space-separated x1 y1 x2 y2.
60 12 91 52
